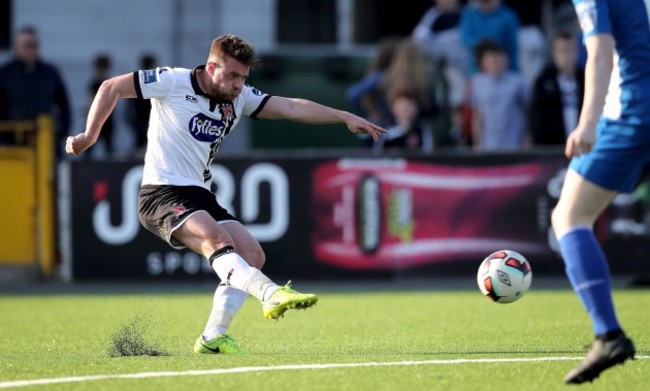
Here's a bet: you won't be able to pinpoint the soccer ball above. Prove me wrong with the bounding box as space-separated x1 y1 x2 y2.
477 250 532 303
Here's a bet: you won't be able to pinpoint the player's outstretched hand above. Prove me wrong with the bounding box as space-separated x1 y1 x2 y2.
347 115 386 142
565 124 596 158
66 133 94 155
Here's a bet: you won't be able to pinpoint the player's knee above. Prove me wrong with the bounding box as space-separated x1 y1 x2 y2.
551 205 567 236
550 206 561 230
551 203 585 238
241 247 265 269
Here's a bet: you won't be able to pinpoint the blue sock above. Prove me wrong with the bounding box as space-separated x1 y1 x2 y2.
559 227 620 336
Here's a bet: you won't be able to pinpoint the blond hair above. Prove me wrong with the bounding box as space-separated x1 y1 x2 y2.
380 39 434 110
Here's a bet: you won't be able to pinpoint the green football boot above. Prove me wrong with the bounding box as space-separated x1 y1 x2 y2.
193 334 245 354
262 281 318 320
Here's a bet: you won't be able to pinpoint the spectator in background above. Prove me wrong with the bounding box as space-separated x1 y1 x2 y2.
380 38 440 143
460 0 520 74
413 0 469 77
345 36 400 146
126 53 157 156
468 40 528 151
549 0 587 71
0 26 70 157
88 54 114 157
412 0 468 145
503 0 548 86
530 31 583 146
374 93 434 153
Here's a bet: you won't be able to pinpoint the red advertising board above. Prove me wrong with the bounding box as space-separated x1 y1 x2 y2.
311 159 565 270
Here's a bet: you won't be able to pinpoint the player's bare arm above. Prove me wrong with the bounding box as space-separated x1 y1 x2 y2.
66 72 138 155
565 34 614 159
257 96 386 141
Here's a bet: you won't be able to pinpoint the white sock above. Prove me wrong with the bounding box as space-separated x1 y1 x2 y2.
202 284 248 341
211 251 278 302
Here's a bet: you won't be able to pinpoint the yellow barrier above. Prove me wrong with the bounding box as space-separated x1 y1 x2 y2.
0 116 56 278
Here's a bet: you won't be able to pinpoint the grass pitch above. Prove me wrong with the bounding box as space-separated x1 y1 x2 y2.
0 283 648 390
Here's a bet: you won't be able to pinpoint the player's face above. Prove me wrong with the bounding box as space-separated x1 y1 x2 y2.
207 56 250 101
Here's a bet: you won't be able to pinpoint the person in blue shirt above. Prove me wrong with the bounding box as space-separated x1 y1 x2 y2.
459 0 519 74
551 0 650 384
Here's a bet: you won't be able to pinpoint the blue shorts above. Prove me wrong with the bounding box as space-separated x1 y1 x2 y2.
570 119 650 193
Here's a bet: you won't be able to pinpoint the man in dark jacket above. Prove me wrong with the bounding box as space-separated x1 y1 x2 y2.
0 26 71 157
530 30 584 145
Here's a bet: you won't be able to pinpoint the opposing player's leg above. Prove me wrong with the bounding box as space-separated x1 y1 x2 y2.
174 213 317 321
552 170 635 383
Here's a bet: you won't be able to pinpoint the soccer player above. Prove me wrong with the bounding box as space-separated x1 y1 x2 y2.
551 0 648 384
66 34 385 354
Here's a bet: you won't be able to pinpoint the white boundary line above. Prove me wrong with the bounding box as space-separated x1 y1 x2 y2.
0 356 648 389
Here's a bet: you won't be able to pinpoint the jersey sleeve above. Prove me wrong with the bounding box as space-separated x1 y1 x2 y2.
133 67 176 100
240 85 271 118
573 0 612 38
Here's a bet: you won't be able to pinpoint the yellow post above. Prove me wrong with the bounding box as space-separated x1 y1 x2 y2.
0 144 36 263
35 115 56 278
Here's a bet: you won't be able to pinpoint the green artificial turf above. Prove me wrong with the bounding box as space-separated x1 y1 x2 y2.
0 288 648 390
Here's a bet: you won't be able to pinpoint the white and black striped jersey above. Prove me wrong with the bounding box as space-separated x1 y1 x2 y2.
133 65 270 189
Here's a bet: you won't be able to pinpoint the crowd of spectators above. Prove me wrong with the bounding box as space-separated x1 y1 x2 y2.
0 26 155 160
348 0 584 153
1 1 583 157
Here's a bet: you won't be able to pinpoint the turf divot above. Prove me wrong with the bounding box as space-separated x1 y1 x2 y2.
108 317 168 357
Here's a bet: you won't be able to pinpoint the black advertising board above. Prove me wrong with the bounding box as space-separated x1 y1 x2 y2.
65 153 650 280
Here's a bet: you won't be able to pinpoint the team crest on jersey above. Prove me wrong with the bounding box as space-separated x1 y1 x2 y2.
219 102 235 122
188 113 228 142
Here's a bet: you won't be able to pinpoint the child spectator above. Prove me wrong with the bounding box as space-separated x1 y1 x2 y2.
468 39 528 151
374 93 434 153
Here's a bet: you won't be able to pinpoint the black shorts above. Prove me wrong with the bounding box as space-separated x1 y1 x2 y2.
138 185 238 249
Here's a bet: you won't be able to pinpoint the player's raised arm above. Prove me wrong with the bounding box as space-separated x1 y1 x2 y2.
66 72 138 155
256 95 386 142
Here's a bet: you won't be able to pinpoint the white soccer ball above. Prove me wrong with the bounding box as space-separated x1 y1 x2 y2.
477 250 532 303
